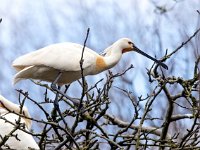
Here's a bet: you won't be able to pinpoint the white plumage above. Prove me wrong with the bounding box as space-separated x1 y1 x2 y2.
12 38 167 84
0 95 39 150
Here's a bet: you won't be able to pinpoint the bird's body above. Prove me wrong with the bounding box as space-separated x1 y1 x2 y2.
0 95 39 150
13 43 108 84
13 38 168 84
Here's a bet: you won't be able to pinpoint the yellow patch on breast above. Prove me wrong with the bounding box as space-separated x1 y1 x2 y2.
96 56 107 72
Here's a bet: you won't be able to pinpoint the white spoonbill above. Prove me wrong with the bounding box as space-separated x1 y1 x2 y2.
0 95 39 150
12 38 168 85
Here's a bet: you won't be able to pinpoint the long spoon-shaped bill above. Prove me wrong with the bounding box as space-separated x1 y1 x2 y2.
134 47 168 70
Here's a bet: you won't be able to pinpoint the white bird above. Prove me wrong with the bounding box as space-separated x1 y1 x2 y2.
12 38 168 85
0 95 39 150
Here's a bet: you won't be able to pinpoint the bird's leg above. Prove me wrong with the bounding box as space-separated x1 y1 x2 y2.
51 72 62 91
51 72 80 149
51 106 64 142
51 74 70 128
53 86 80 150
54 87 70 131
51 72 80 106
54 86 69 128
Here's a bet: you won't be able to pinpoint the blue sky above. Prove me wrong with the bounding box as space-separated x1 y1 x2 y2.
0 0 199 131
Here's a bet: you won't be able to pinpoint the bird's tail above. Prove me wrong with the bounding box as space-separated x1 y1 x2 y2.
13 77 23 85
13 65 34 85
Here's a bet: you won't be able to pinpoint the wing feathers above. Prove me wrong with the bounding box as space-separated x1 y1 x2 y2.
12 43 97 72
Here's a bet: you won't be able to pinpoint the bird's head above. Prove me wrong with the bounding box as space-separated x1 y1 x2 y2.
117 38 135 53
116 38 168 70
102 38 134 56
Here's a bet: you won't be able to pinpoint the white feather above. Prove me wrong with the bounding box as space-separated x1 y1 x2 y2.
13 43 97 72
0 95 39 150
12 38 137 84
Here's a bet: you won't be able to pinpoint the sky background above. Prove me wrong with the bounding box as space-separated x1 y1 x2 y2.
0 0 199 133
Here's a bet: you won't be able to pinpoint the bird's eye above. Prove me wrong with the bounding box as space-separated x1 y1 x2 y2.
128 41 132 45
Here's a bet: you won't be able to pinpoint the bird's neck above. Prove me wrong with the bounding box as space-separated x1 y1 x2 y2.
103 48 122 70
